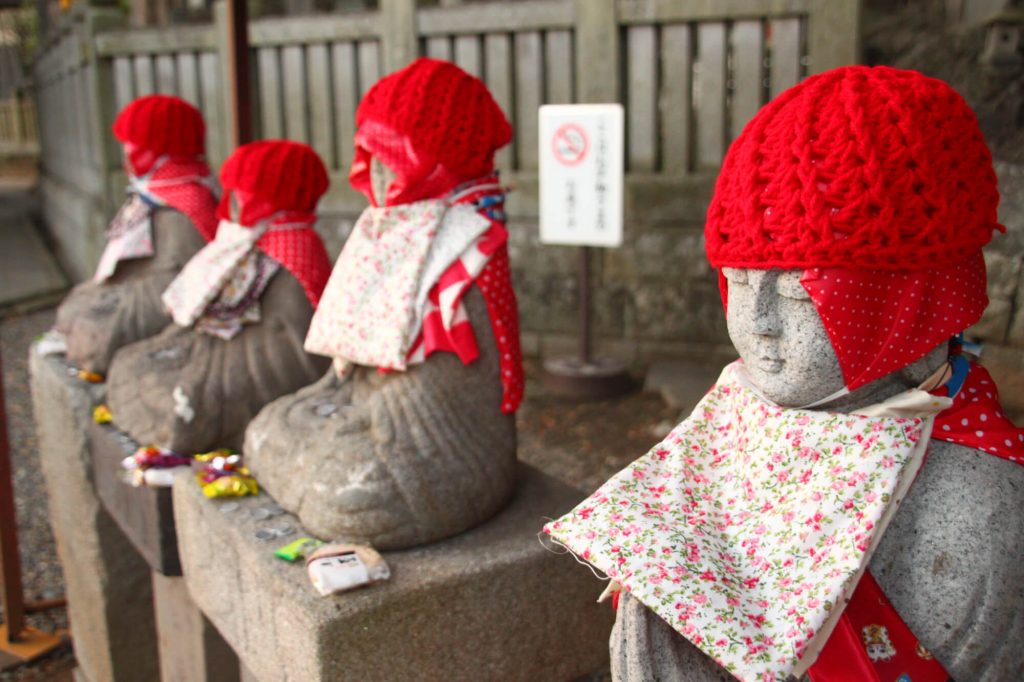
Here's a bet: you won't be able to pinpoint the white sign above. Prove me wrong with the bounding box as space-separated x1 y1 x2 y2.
539 104 624 248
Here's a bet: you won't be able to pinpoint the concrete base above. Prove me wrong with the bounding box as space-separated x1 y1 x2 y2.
153 572 240 682
29 345 159 682
174 464 614 682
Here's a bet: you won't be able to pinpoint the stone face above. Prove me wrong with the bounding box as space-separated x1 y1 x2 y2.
105 270 330 454
246 288 517 550
58 207 207 374
173 464 614 682
29 345 159 682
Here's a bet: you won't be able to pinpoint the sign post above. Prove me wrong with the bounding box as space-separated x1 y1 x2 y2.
539 104 631 398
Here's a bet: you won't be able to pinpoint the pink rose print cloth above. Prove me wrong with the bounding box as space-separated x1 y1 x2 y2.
544 362 945 682
304 200 490 370
94 194 155 282
194 251 279 340
162 219 266 328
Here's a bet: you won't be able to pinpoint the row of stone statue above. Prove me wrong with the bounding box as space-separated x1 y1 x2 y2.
54 57 1023 682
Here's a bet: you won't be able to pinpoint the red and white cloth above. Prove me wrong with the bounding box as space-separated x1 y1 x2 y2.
94 195 154 282
162 215 313 339
307 177 524 414
94 156 219 282
305 199 491 369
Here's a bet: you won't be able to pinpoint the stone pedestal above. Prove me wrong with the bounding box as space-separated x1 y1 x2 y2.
174 464 614 682
153 572 240 682
90 422 180 575
89 409 240 680
29 345 159 682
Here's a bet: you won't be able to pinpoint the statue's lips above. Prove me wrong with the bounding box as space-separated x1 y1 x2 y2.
756 357 784 374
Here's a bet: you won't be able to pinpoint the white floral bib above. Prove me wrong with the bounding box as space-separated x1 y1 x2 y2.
544 362 947 682
162 219 277 329
94 194 154 282
303 200 489 370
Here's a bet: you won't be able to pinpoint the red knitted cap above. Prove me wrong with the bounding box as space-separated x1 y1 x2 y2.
354 58 512 184
112 95 205 159
705 65 1001 271
219 140 329 218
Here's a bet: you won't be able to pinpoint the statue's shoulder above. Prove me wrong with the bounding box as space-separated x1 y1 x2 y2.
871 440 1024 681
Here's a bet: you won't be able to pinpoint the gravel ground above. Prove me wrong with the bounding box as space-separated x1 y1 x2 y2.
1 306 75 680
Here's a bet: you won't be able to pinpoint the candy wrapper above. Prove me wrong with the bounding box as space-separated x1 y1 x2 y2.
306 544 390 596
121 445 193 487
193 449 260 498
36 330 67 357
274 537 325 562
93 404 113 424
77 369 104 383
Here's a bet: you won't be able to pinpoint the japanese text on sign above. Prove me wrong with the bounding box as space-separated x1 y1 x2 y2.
539 104 624 248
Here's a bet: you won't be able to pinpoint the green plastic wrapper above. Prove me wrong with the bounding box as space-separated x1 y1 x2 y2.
274 537 325 562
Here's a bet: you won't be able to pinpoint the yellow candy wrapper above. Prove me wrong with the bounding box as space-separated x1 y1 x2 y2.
92 404 113 424
198 473 259 498
78 370 104 383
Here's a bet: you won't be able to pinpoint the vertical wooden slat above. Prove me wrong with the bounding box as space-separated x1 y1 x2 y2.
695 22 726 168
198 52 226 164
281 45 308 141
514 31 542 171
626 25 657 171
257 47 283 139
133 54 155 95
176 52 200 107
307 43 333 167
545 29 573 104
112 56 134 113
357 41 380 97
424 36 452 62
331 41 358 171
155 54 177 93
730 20 763 142
484 33 513 170
453 35 482 77
660 23 692 174
807 0 860 74
770 18 801 98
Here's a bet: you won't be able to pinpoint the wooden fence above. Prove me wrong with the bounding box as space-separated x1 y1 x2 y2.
0 96 37 154
33 0 860 280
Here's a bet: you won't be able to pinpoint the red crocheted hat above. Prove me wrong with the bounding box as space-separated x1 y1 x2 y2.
351 57 512 204
112 95 205 159
705 65 1001 272
219 140 329 219
707 66 1003 393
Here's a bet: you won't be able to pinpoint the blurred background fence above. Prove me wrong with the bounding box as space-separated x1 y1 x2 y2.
31 0 860 360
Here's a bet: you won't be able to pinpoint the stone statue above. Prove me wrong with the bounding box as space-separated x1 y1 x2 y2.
546 66 1024 682
55 95 219 374
105 141 333 455
245 58 524 550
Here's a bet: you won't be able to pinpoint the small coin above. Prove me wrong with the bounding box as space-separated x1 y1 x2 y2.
219 502 240 513
250 508 271 521
273 525 295 538
265 505 284 517
254 528 277 541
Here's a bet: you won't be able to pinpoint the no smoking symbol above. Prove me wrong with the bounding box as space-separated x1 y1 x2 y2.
552 123 588 166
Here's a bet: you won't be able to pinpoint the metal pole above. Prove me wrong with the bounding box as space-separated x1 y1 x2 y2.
0 353 26 643
579 246 592 365
225 0 253 148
